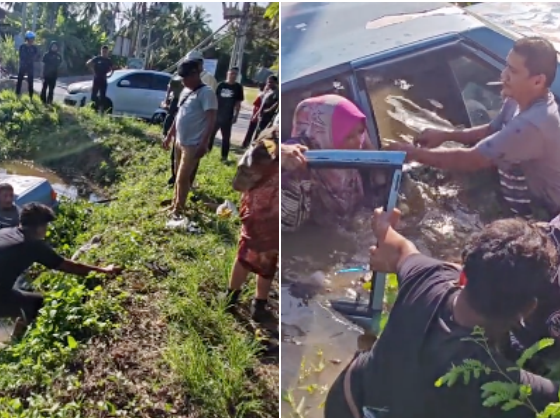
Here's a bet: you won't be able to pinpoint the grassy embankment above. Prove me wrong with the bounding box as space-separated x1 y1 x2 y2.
0 91 278 418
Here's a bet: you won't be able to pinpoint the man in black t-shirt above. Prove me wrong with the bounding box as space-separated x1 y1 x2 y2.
0 203 122 340
325 209 559 418
209 67 244 162
254 75 279 140
86 46 114 112
16 31 39 99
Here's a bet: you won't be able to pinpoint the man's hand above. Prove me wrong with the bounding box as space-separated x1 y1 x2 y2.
369 208 405 274
101 264 123 276
413 128 449 149
162 135 173 151
281 144 308 171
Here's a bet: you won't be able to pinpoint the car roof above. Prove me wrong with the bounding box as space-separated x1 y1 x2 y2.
112 69 171 78
281 2 486 85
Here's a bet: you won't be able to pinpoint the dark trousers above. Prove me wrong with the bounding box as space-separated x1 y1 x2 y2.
0 287 43 324
209 119 233 160
254 114 274 140
165 101 179 185
16 67 34 98
91 77 108 111
40 75 57 104
243 118 259 148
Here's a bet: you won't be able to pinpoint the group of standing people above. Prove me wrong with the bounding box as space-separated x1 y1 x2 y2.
159 51 280 321
15 31 62 105
15 31 113 111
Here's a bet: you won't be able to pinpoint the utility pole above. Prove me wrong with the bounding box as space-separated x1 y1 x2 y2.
135 2 147 59
229 2 252 82
20 2 27 36
31 2 38 32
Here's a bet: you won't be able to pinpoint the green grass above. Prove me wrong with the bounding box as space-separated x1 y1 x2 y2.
244 87 259 105
0 91 278 417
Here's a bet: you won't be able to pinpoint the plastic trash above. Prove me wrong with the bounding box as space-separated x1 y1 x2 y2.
217 200 238 218
166 217 202 234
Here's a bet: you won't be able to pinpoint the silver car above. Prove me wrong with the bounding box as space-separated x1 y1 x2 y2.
63 69 171 120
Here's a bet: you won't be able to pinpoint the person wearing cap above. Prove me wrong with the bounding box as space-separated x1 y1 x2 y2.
40 41 62 105
16 31 39 99
86 46 114 112
162 59 217 217
185 50 218 92
210 66 244 162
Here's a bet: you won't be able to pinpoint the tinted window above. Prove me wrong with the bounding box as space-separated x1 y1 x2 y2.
449 55 503 126
357 47 490 149
118 73 152 89
151 74 171 91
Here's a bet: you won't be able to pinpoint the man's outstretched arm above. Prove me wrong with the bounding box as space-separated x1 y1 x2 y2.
57 259 121 276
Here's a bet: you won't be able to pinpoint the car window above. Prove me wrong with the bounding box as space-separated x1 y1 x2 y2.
151 74 171 91
357 47 489 148
117 73 152 89
449 55 503 126
281 74 353 141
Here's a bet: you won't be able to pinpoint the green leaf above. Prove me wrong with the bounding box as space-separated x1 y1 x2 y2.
516 338 554 369
502 400 524 412
67 335 78 349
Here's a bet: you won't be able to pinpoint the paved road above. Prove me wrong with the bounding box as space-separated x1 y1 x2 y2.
32 77 251 146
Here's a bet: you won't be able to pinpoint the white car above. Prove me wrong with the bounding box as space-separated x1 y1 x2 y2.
63 69 171 120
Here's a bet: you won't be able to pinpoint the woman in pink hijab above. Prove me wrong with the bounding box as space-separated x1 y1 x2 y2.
282 94 370 231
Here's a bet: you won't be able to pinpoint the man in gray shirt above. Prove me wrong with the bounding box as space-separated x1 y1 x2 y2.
163 60 217 217
0 183 20 229
387 36 560 219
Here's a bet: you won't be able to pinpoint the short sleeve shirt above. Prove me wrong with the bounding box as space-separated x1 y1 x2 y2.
176 85 218 147
216 82 244 123
475 94 560 214
92 56 113 79
351 254 559 417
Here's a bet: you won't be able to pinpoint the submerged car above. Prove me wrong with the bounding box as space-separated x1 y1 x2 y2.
0 174 58 208
281 2 560 146
63 69 171 121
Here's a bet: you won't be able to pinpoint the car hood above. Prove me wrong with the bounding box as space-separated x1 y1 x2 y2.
67 81 93 92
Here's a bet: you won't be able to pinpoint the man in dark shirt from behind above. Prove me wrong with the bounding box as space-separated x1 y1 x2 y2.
0 203 122 340
86 45 114 113
0 183 19 230
211 67 244 162
16 31 39 99
325 209 559 418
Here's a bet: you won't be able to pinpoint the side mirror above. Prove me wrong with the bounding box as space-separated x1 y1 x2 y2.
119 79 131 87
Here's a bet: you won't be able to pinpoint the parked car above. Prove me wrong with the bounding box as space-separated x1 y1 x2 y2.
0 174 58 208
281 2 560 146
63 69 171 121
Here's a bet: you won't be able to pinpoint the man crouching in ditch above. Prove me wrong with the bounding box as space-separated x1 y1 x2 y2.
0 203 122 340
162 60 217 218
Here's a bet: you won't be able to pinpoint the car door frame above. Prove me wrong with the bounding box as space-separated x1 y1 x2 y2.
113 72 154 117
147 73 172 117
349 35 506 150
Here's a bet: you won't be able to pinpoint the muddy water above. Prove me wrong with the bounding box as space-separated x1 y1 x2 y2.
0 160 100 202
280 91 499 417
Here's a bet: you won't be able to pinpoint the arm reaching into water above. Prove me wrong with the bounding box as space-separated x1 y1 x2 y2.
369 207 419 275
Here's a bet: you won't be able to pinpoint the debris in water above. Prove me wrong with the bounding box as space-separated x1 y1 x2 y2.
308 271 327 286
329 359 342 365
